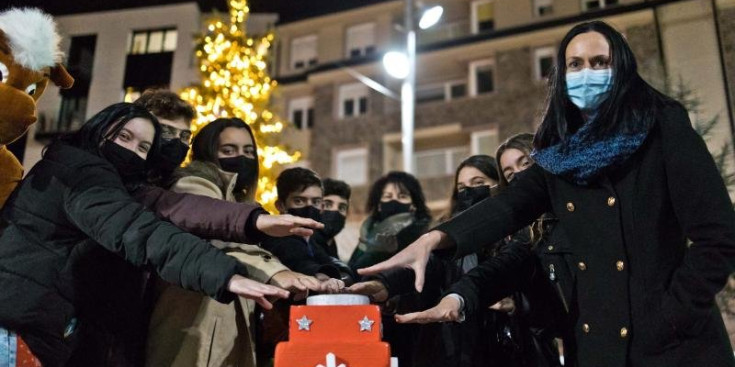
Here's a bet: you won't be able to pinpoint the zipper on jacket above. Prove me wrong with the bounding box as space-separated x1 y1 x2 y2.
548 264 569 313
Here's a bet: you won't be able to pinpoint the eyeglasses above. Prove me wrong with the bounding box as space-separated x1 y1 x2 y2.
160 124 192 144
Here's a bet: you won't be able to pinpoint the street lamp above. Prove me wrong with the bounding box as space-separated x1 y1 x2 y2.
383 1 443 174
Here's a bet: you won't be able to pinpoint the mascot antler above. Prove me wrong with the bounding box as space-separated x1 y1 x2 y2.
0 7 73 207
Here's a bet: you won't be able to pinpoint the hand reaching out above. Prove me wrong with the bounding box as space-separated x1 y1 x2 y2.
269 271 322 301
358 230 451 292
228 274 289 310
256 214 324 238
394 295 462 324
346 280 389 303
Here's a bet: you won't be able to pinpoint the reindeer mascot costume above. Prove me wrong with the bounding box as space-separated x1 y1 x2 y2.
0 7 73 208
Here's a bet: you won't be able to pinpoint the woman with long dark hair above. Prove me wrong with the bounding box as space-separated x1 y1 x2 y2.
146 117 323 367
360 21 735 367
0 103 287 367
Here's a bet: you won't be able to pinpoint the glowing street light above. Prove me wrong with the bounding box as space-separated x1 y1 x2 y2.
384 1 443 173
418 5 444 30
382 51 410 79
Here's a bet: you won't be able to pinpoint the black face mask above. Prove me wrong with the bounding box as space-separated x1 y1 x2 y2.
456 185 491 213
318 210 346 239
376 200 412 221
287 206 322 223
218 156 258 192
102 142 147 185
155 138 189 176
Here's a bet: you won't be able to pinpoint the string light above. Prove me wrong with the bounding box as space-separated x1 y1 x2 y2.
181 0 299 212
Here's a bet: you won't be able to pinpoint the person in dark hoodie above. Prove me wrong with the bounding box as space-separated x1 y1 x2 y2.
0 103 288 367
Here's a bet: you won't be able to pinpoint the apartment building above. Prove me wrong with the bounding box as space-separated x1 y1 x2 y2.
272 0 735 217
11 1 277 168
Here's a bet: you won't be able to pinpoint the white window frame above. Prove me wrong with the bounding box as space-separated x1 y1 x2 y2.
470 129 500 155
534 46 556 81
534 0 554 16
582 0 618 11
471 0 494 34
338 83 369 119
288 96 314 130
445 79 468 101
334 147 369 186
469 59 495 96
416 79 468 104
290 35 318 71
345 22 377 58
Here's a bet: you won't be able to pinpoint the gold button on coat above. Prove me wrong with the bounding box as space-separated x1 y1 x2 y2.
578 262 587 271
607 197 616 207
566 202 575 212
582 323 590 333
620 327 629 338
616 261 625 271
547 245 554 251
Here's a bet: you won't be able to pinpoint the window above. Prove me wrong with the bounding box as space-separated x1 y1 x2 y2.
534 0 553 16
583 0 618 11
128 28 177 54
54 35 97 135
414 147 469 178
471 0 495 34
291 35 318 70
289 97 314 130
469 59 495 96
415 80 468 104
334 147 369 186
471 130 500 155
338 83 369 118
346 23 376 58
534 46 556 80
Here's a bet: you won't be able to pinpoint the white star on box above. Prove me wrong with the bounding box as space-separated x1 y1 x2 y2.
297 315 313 331
358 316 375 332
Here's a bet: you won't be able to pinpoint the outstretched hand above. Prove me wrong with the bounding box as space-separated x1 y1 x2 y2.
395 295 462 324
256 214 324 237
269 271 322 301
346 280 389 303
357 230 450 292
228 274 289 310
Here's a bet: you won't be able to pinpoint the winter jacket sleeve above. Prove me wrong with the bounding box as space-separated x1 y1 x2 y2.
64 175 247 303
132 184 268 244
435 164 551 259
659 103 735 333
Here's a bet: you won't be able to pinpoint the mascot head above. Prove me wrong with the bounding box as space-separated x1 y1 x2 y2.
0 7 73 145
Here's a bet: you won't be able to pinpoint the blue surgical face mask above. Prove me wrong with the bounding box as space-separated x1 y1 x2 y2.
565 68 613 112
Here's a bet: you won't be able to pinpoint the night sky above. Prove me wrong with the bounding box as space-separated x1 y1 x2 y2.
2 0 395 23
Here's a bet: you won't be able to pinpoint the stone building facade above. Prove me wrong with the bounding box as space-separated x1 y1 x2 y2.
273 0 733 219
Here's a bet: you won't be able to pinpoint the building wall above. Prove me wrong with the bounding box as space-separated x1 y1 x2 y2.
24 3 202 169
22 4 277 170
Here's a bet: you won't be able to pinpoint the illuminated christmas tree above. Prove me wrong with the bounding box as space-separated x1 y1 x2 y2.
181 0 299 212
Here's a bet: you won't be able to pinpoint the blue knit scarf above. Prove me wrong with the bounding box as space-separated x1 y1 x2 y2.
531 119 649 185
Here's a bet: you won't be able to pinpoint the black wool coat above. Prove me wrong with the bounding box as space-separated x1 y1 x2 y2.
0 143 247 367
437 103 735 367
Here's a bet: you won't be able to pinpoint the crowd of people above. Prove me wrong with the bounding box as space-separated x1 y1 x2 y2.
1 19 734 367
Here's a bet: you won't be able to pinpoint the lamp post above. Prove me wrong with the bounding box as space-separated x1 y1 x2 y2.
383 3 442 174
402 0 417 174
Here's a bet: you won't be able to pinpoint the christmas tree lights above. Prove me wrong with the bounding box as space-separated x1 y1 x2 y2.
181 0 299 212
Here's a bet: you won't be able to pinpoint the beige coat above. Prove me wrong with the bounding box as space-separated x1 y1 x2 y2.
146 161 288 367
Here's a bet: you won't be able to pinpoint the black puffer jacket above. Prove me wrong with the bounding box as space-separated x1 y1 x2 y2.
0 143 247 367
